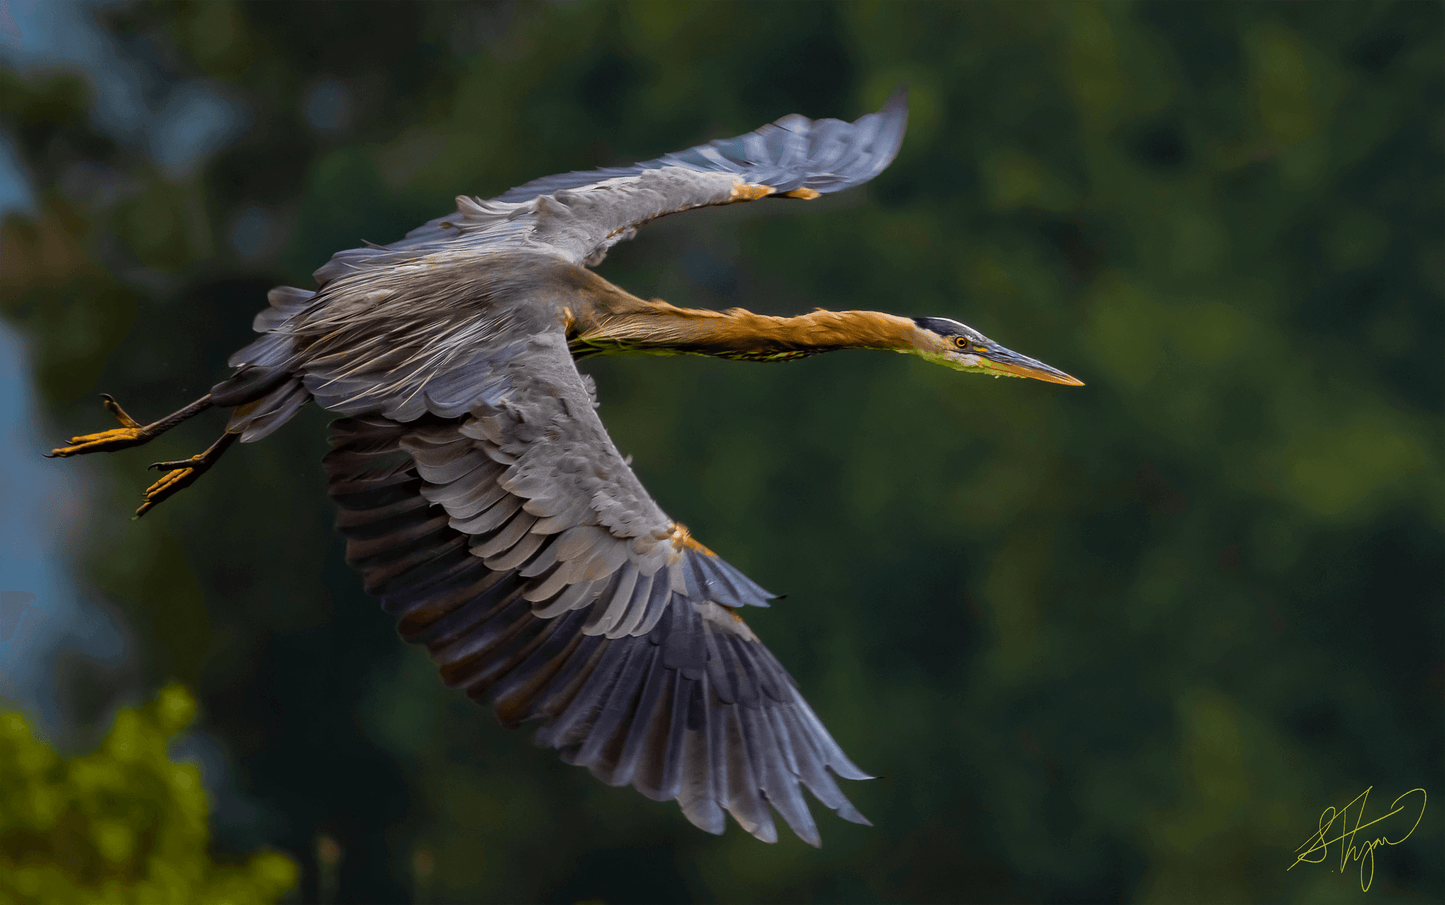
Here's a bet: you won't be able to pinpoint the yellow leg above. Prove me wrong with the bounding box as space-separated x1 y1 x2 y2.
136 431 239 519
47 394 214 458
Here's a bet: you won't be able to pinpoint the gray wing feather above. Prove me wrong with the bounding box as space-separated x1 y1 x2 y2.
320 337 872 845
311 89 907 284
496 87 907 201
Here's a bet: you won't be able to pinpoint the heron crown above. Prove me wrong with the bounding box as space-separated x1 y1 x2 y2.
913 316 987 344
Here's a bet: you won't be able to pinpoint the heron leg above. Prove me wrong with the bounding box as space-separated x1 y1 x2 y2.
136 429 239 518
46 394 215 458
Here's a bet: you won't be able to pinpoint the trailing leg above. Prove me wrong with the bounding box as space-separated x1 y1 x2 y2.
46 392 239 518
47 394 214 458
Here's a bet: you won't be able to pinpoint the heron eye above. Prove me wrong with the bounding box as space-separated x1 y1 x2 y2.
953 336 971 350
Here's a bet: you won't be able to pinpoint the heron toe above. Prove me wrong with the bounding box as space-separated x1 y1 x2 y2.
136 466 202 518
48 426 151 457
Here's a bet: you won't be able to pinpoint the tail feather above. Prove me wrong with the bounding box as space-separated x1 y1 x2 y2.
216 284 316 441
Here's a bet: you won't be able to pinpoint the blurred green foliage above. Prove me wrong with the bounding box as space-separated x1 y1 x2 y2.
0 1 1440 902
0 683 297 903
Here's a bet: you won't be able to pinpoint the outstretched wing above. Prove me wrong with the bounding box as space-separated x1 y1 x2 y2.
314 89 907 285
495 86 909 203
323 329 870 844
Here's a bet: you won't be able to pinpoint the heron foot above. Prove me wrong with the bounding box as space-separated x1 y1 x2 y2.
47 393 217 460
135 432 239 519
46 395 155 457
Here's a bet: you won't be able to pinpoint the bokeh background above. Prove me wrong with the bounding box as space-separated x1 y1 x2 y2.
1 1 1441 902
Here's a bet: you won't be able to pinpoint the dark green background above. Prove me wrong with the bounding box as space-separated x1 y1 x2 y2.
2 1 1440 902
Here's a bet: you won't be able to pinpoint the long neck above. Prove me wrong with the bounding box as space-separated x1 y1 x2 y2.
567 276 926 362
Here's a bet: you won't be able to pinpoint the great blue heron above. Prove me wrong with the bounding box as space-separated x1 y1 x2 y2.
48 90 1080 845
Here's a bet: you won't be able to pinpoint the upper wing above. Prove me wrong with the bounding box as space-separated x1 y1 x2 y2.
322 330 870 844
313 89 907 285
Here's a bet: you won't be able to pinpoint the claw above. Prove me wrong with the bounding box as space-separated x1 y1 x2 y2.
100 394 142 429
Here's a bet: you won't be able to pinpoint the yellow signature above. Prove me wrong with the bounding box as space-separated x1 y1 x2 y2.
1289 786 1426 891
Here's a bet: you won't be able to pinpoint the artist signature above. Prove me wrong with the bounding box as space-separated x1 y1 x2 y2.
1289 786 1426 892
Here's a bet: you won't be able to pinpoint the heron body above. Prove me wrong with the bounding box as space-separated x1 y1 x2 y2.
49 90 1079 846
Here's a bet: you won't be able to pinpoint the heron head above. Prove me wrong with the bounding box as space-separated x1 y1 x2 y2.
911 316 1083 385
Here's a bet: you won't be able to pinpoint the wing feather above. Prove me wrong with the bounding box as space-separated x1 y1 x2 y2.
319 328 871 845
309 90 907 284
484 528 549 573
609 572 657 640
608 651 671 788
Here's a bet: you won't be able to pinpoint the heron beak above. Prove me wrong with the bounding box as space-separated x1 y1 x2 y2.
972 341 1084 386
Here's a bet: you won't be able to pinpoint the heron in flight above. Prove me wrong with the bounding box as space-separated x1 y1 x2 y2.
49 90 1080 845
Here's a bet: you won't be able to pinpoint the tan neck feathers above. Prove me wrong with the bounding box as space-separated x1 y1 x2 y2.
571 278 923 359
